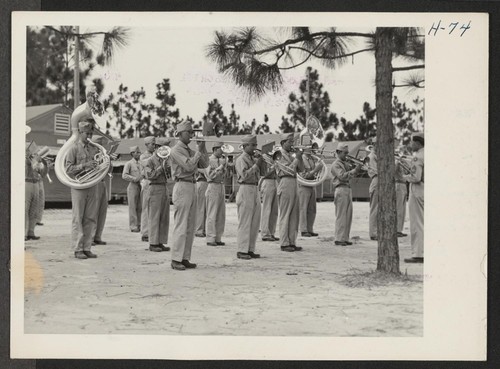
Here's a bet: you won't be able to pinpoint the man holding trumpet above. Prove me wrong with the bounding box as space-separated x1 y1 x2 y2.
205 141 228 247
169 122 209 270
276 133 304 252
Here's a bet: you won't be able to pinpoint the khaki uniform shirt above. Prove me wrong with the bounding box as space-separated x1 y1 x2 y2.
144 153 169 185
330 158 355 188
122 158 142 183
206 154 226 183
235 152 260 185
276 148 303 178
64 141 99 179
25 157 41 182
169 141 209 181
403 148 424 184
367 152 378 179
300 154 317 180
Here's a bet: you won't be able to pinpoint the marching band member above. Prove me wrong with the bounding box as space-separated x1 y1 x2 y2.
367 139 378 241
259 156 279 242
91 135 110 246
64 121 99 259
122 145 142 232
140 136 156 242
35 156 51 226
169 122 209 270
395 146 409 238
403 133 424 263
298 143 322 237
205 142 227 246
235 135 262 259
25 142 42 241
144 137 171 252
276 133 304 252
330 144 362 246
194 170 208 237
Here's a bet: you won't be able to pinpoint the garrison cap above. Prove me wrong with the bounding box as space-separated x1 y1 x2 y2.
412 132 424 145
336 143 349 153
280 132 294 142
176 121 194 134
144 136 156 145
213 141 224 148
155 137 171 146
78 121 94 133
129 145 140 153
241 135 257 145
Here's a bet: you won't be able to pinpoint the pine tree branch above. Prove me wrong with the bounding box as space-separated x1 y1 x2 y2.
287 46 374 60
393 80 425 88
392 65 425 72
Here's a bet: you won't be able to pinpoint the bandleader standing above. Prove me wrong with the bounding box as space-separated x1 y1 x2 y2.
140 136 156 242
122 145 143 232
235 135 262 259
169 122 209 270
276 133 304 252
403 133 424 263
205 142 227 246
144 137 171 252
330 144 361 246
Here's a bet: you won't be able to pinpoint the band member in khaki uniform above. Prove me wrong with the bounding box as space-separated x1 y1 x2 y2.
122 145 142 232
169 122 209 270
65 121 99 259
367 140 378 241
276 133 304 252
140 136 155 242
395 147 408 237
25 142 42 241
259 158 279 242
195 170 208 237
403 133 424 263
91 136 109 246
298 146 322 237
235 135 262 259
144 137 171 252
206 142 227 246
35 159 49 226
330 144 361 246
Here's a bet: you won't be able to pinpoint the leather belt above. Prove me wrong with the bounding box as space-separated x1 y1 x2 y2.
396 181 406 184
335 184 350 189
150 182 167 185
279 175 296 178
176 178 196 183
239 182 258 186
208 181 223 184
197 179 207 182
25 178 38 183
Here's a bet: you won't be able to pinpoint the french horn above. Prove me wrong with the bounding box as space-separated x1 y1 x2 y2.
54 86 116 189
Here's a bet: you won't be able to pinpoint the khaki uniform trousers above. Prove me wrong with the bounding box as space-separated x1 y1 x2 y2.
298 184 317 233
195 181 208 235
408 183 424 258
236 184 261 253
277 177 299 247
396 182 408 233
25 182 39 237
260 179 278 238
36 180 45 223
71 186 98 252
94 181 108 242
206 182 226 243
127 182 142 230
140 181 150 237
369 177 378 239
148 184 170 245
334 186 353 242
171 181 197 262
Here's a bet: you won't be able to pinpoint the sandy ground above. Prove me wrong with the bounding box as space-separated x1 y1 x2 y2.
24 201 423 336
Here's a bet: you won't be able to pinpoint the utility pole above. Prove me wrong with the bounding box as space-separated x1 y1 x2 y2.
73 26 80 110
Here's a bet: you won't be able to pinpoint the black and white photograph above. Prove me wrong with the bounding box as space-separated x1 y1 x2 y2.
11 12 487 360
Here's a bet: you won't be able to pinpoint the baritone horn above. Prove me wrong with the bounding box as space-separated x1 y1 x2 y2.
157 146 171 160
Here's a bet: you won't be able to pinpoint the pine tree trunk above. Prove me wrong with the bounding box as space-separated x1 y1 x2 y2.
375 28 400 274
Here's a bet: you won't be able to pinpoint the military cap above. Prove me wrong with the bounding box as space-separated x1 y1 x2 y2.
213 141 224 148
241 135 257 145
336 143 349 152
144 136 156 145
155 137 171 146
412 132 424 145
176 121 194 134
78 121 94 133
280 132 294 142
129 145 140 153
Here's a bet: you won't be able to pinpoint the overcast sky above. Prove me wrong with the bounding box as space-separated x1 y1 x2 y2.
86 26 423 132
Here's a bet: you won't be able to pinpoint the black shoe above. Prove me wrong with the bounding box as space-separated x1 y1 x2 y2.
36 222 44 226
24 237 28 241
280 246 295 252
248 251 261 258
301 232 312 237
142 236 149 242
181 260 197 269
74 251 88 259
26 235 40 240
207 242 218 246
310 232 319 237
292 245 303 251
159 244 171 252
195 233 206 238
370 236 378 241
83 251 97 258
345 241 353 245
149 245 163 252
397 232 408 237
93 240 107 245
171 261 186 270
272 236 280 241
237 252 252 260
262 236 274 241
131 228 140 233
334 241 347 246
216 241 225 246
404 257 424 263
